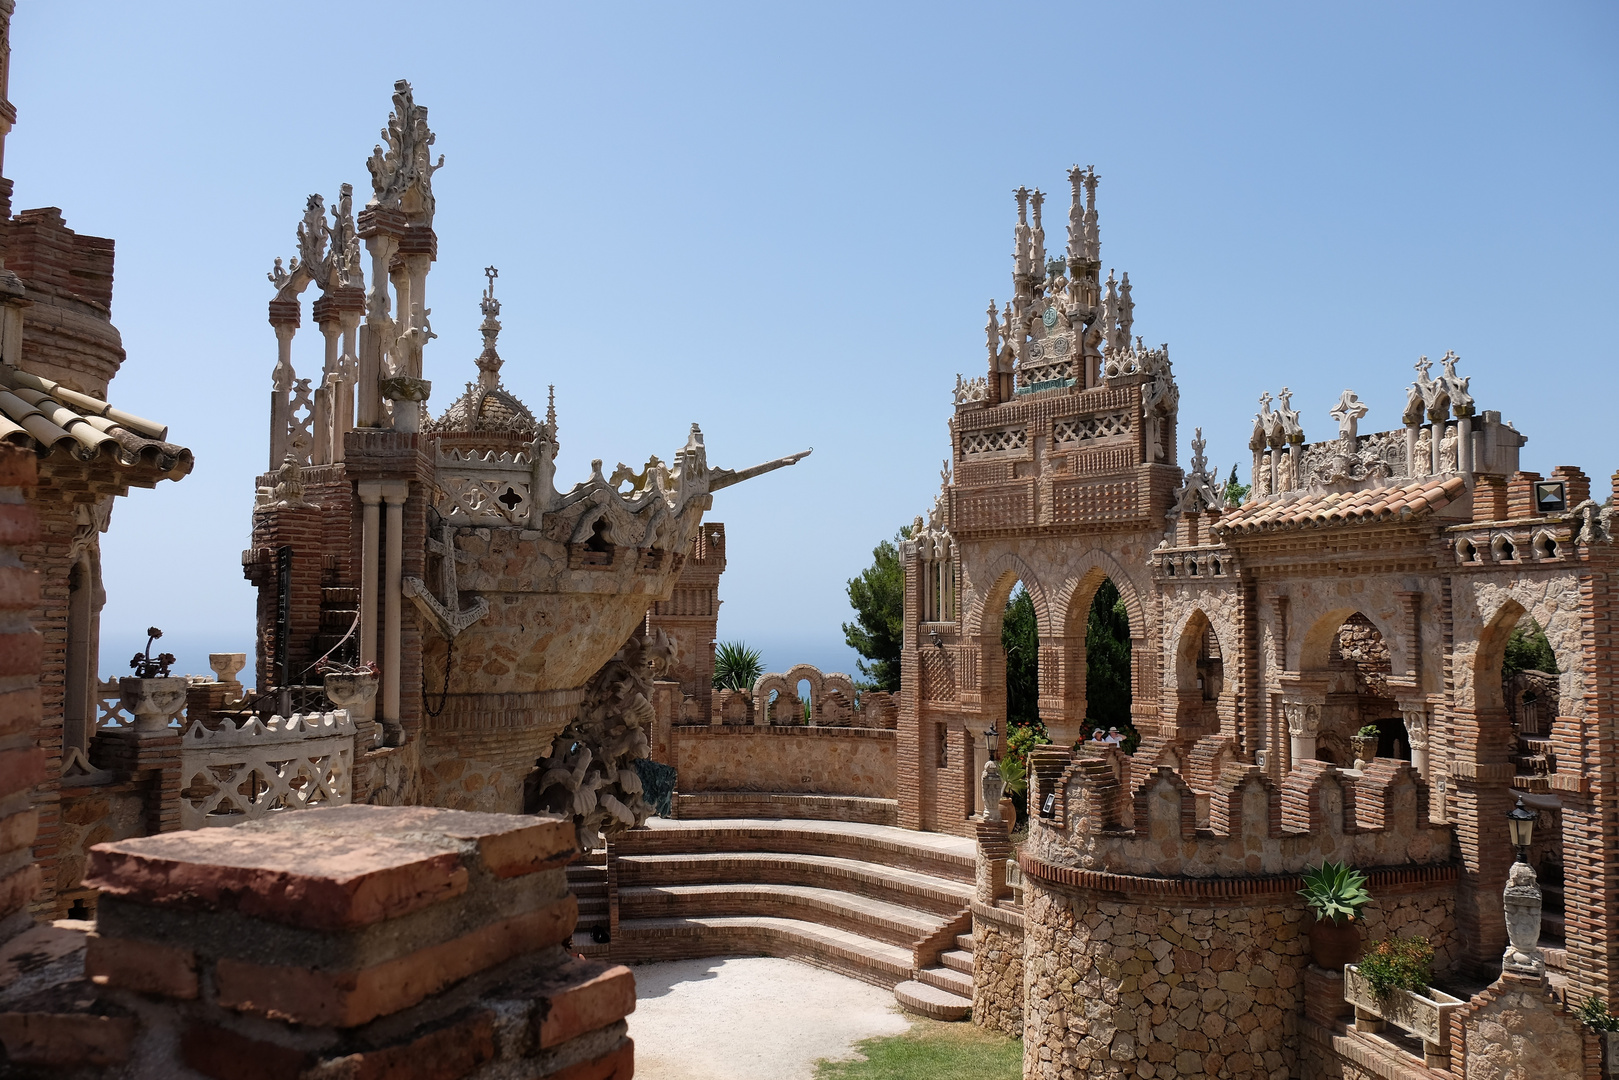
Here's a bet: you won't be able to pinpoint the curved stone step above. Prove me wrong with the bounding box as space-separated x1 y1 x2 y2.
615 851 972 915
618 883 947 948
919 964 973 998
674 792 899 826
615 915 913 987
894 979 971 1021
622 818 976 883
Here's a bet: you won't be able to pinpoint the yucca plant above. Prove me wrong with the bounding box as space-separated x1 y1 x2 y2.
712 641 764 692
1298 861 1370 925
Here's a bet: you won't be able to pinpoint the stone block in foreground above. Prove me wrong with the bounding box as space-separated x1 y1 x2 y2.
0 804 636 1079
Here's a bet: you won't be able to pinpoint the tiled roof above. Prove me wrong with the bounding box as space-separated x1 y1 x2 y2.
1215 475 1468 535
0 365 191 481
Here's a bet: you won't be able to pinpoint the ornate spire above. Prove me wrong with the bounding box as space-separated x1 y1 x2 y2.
331 183 362 290
1030 189 1046 279
476 266 502 390
365 79 445 225
1066 166 1085 262
1117 271 1134 347
1080 166 1100 262
297 194 331 289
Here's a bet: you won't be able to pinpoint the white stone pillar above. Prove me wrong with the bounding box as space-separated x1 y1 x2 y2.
381 482 409 734
358 482 382 669
313 321 341 465
335 311 361 461
1285 702 1320 767
1457 414 1474 474
270 322 296 471
1430 422 1445 476
1402 705 1429 780
1405 423 1420 477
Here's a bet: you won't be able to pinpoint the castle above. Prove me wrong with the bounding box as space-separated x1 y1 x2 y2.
0 5 1609 1076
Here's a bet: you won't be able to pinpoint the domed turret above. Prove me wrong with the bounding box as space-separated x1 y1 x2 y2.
429 266 538 434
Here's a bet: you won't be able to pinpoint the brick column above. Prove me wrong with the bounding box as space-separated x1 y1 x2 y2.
0 445 42 939
57 805 636 1077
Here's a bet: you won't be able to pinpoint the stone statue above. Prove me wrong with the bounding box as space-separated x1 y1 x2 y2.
1501 858 1545 976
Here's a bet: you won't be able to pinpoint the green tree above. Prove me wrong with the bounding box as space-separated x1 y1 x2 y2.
1502 618 1558 677
1086 579 1136 747
1002 586 1039 728
1224 464 1251 507
843 527 910 691
712 641 764 691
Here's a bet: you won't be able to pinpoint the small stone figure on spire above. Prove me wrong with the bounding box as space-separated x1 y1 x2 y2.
476 266 503 390
1030 189 1046 283
1081 166 1100 262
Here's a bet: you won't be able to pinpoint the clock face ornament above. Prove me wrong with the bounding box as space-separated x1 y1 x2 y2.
1042 306 1059 329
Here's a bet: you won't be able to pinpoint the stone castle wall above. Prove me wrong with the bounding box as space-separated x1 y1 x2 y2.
671 724 895 799
972 901 1024 1037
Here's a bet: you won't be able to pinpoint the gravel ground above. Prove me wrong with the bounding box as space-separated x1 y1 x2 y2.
627 956 913 1080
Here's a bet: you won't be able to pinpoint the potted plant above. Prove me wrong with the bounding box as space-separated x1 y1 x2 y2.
1299 860 1370 968
1351 724 1380 768
1576 996 1619 1073
1345 936 1462 1064
118 627 186 735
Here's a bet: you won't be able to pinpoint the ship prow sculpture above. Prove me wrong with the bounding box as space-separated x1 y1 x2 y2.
248 80 810 825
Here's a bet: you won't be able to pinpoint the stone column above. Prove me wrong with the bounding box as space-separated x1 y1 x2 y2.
1401 703 1430 779
1405 422 1421 477
356 208 404 427
1457 411 1475 474
1430 419 1446 476
1284 701 1320 765
312 305 342 466
357 482 382 669
267 301 300 472
381 482 409 744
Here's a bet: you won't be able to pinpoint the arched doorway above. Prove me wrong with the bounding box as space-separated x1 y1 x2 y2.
1000 582 1039 819
1497 609 1564 956
1084 578 1134 750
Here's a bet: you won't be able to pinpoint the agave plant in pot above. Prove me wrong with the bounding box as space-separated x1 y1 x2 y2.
1299 860 1370 968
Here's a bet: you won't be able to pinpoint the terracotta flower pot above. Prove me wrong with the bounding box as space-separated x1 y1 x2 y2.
1309 916 1363 970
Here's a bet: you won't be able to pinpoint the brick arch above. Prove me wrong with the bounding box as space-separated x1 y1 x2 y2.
1172 608 1216 696
1050 551 1148 641
1467 584 1582 717
961 553 1052 639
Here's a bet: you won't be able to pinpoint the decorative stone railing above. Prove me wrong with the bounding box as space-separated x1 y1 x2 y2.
1344 963 1464 1069
178 711 356 829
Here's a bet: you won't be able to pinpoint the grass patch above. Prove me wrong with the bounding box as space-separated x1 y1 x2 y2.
815 1016 1022 1080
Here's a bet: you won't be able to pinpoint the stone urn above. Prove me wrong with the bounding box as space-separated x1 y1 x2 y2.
1350 734 1379 769
324 671 381 748
1308 916 1363 970
208 652 247 700
117 676 188 735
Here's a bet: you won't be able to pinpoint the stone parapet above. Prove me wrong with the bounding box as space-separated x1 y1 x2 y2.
0 804 637 1077
1029 754 1451 880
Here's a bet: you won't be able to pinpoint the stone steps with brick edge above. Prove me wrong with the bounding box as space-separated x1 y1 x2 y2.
892 978 972 1022
608 816 981 1022
938 947 973 975
622 817 977 883
567 848 610 958
615 851 974 916
617 915 916 986
955 932 974 951
917 962 973 998
619 882 949 948
673 791 899 825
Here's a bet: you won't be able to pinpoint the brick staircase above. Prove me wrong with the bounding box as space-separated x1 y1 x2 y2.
568 848 609 958
671 792 898 825
597 817 978 1020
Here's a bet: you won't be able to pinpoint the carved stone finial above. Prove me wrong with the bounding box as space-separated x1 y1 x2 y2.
331 183 362 290
297 194 332 290
476 266 503 390
1330 389 1368 444
365 79 446 225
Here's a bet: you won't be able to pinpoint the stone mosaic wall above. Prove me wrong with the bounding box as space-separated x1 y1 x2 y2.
972 903 1024 1036
1459 972 1596 1080
1023 881 1306 1080
672 725 894 797
1357 886 1458 978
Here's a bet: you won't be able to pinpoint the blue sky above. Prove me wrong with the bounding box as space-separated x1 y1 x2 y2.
10 2 1616 684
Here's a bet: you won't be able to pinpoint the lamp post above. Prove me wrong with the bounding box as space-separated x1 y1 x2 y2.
980 722 1004 823
1501 796 1545 977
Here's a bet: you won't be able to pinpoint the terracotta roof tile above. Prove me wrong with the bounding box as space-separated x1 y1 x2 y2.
0 365 191 481
1214 475 1467 536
